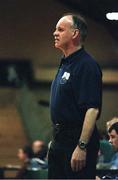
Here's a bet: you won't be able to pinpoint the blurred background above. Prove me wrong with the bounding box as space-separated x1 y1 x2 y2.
0 0 118 178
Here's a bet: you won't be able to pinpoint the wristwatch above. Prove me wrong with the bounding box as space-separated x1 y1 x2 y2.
78 140 87 150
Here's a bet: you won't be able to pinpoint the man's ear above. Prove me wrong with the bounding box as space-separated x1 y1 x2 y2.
72 29 80 39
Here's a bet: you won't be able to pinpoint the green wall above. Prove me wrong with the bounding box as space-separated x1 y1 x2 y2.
18 84 52 144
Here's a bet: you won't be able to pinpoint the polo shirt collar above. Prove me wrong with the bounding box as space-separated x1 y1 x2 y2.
60 47 85 65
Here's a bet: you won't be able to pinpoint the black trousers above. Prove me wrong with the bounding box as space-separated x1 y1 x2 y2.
48 126 99 179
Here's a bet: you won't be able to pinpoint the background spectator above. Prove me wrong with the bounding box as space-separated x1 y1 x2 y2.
16 145 33 179
31 140 48 169
99 131 115 163
32 140 48 160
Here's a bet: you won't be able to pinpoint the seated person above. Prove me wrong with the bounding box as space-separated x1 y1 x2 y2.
32 140 47 160
31 140 48 169
107 117 118 131
16 145 34 179
99 131 115 163
108 122 118 169
97 122 118 179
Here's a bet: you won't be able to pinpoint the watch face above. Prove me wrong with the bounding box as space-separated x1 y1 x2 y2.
79 141 87 150
80 142 85 148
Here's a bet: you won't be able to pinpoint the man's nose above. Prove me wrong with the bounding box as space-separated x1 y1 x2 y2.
53 30 58 36
109 139 112 144
53 31 56 36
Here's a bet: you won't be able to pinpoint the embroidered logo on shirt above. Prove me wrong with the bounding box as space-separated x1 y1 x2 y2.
62 72 70 80
60 72 70 84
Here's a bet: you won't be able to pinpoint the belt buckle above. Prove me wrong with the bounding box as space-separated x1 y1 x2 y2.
55 123 60 131
56 123 60 126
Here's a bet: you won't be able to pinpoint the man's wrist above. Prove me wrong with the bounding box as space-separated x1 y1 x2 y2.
78 140 87 150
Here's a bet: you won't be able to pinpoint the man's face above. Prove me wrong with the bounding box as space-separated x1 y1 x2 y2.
53 16 75 51
109 129 118 150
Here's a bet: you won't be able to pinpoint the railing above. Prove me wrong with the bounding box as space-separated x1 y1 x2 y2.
0 166 48 179
0 166 118 179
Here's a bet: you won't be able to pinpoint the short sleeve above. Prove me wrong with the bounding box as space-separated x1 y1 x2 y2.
71 61 102 111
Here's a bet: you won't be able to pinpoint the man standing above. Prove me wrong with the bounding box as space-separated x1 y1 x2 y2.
48 13 102 179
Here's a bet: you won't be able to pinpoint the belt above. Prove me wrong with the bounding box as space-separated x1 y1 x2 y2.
52 123 81 130
52 123 81 146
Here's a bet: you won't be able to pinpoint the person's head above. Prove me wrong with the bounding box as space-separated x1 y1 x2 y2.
108 122 118 150
32 140 47 160
53 13 87 52
106 117 118 131
17 145 33 161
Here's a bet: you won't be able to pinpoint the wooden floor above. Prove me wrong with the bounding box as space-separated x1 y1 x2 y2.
0 88 28 167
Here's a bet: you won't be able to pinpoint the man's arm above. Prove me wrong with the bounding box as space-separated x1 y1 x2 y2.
79 108 99 143
71 108 99 172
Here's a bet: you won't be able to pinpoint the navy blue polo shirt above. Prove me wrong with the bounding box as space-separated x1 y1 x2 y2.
50 48 102 125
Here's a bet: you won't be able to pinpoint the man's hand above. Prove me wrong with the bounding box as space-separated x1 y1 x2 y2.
71 145 87 172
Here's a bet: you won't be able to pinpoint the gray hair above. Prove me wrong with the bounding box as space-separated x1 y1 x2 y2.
62 13 88 42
